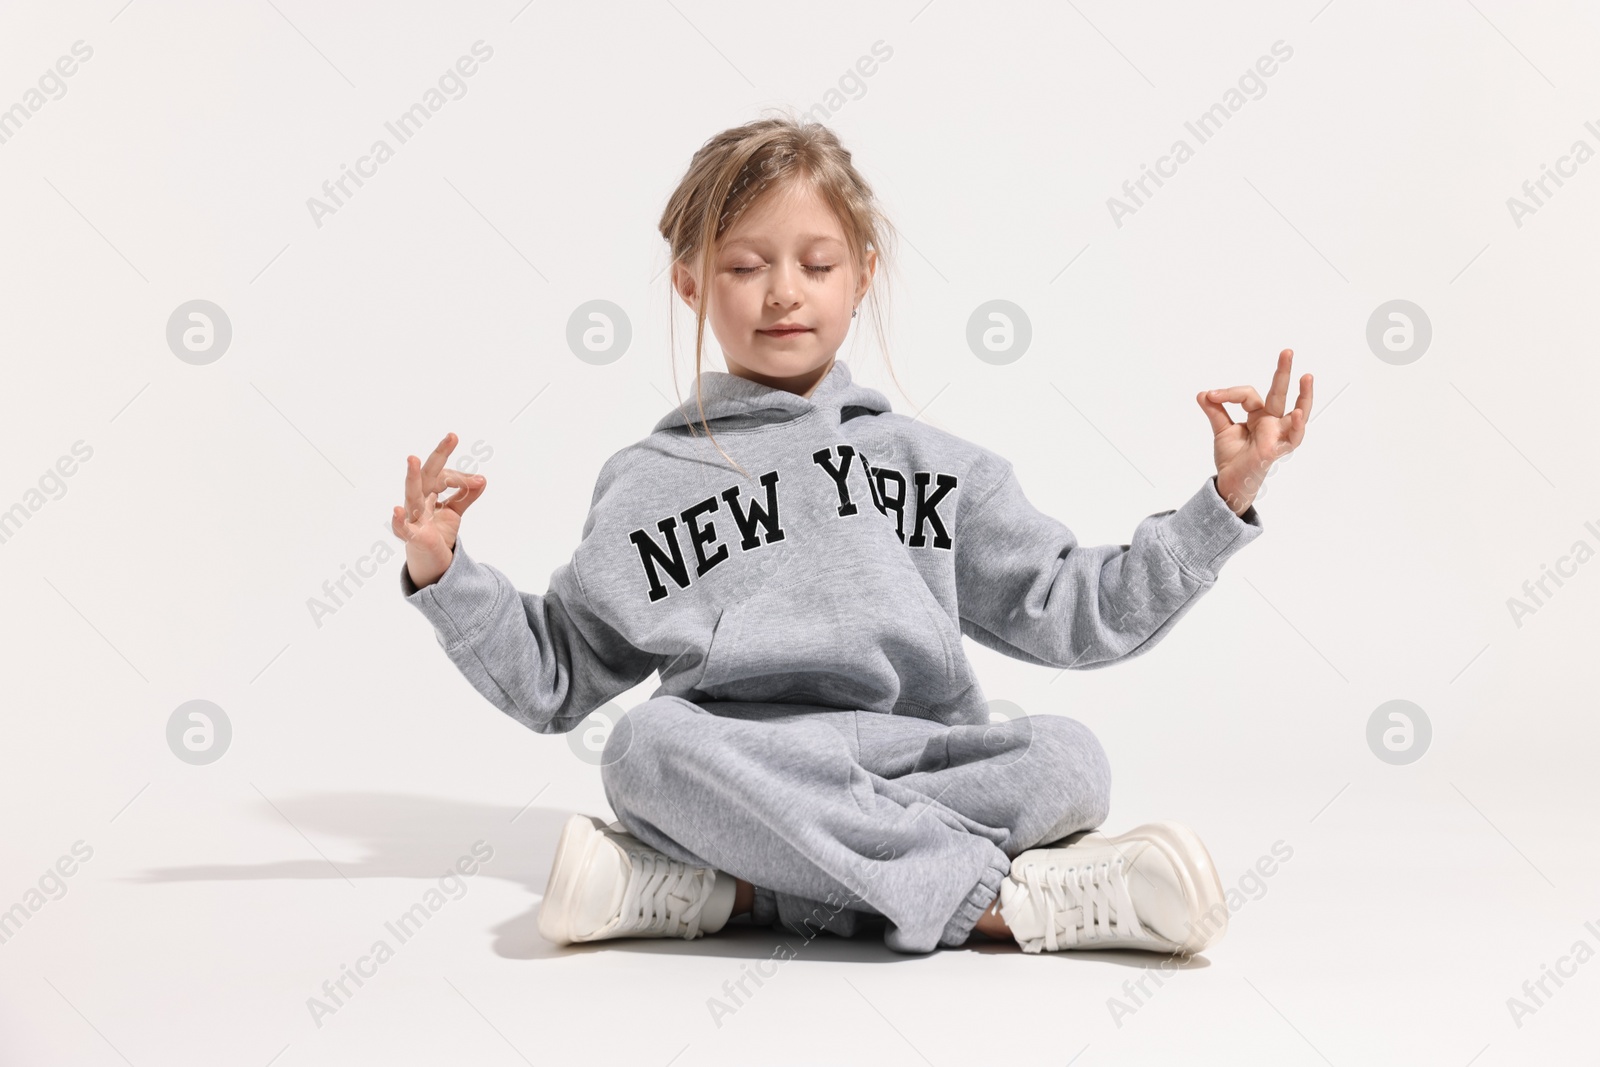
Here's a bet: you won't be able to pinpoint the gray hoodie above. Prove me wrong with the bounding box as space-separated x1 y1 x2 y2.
400 358 1263 734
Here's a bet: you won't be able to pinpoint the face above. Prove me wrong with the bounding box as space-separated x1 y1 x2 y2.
673 179 876 397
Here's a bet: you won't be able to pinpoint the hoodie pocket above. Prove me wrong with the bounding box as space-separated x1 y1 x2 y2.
696 557 959 713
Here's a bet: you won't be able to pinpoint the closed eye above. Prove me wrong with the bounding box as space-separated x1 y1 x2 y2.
729 265 836 275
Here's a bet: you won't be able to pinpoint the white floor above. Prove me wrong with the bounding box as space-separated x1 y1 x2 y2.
4 755 1593 1066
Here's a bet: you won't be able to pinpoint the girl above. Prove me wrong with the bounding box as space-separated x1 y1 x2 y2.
393 117 1311 956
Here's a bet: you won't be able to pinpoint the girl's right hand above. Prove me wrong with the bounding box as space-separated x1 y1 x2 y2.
391 432 487 589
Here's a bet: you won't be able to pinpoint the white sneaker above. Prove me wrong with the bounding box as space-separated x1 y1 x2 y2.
997 822 1228 955
537 814 737 946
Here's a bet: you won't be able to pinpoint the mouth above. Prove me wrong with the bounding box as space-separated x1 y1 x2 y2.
758 326 813 338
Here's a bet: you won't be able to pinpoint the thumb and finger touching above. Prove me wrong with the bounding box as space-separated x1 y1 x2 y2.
394 435 489 548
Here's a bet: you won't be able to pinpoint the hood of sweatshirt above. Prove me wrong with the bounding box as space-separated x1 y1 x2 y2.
651 358 893 435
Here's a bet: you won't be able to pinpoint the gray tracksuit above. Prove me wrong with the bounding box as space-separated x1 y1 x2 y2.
401 358 1263 951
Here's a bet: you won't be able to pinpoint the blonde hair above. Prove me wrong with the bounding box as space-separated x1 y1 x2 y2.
657 112 906 478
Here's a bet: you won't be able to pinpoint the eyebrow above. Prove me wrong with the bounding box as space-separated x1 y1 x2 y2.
722 233 845 248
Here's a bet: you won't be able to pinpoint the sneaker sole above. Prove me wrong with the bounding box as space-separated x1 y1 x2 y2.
537 813 609 946
1099 821 1229 954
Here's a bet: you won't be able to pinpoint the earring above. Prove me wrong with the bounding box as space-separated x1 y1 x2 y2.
852 307 858 318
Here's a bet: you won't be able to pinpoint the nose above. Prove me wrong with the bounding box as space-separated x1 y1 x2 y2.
766 260 802 308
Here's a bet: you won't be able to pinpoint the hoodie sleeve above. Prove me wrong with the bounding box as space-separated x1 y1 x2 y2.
954 465 1264 670
400 535 664 735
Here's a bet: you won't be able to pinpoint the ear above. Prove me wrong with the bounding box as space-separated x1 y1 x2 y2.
854 247 878 306
671 260 701 314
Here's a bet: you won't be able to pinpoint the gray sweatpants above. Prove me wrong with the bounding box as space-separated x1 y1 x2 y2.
599 695 1112 954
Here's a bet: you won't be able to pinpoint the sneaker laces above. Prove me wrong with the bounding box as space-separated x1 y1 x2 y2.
614 847 718 939
1018 854 1147 951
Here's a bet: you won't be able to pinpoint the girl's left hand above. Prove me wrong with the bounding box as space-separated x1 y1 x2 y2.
1197 349 1313 515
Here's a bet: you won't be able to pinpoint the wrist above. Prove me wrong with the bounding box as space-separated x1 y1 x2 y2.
404 545 453 591
1213 474 1255 516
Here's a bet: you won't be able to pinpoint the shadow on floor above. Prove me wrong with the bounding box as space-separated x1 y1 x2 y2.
117 790 1212 967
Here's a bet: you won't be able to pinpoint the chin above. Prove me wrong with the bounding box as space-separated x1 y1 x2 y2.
741 347 819 368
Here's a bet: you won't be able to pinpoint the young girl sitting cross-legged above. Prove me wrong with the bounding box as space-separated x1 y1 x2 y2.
393 115 1312 956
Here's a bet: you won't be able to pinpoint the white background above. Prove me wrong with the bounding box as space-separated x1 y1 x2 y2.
2 0 1597 1063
